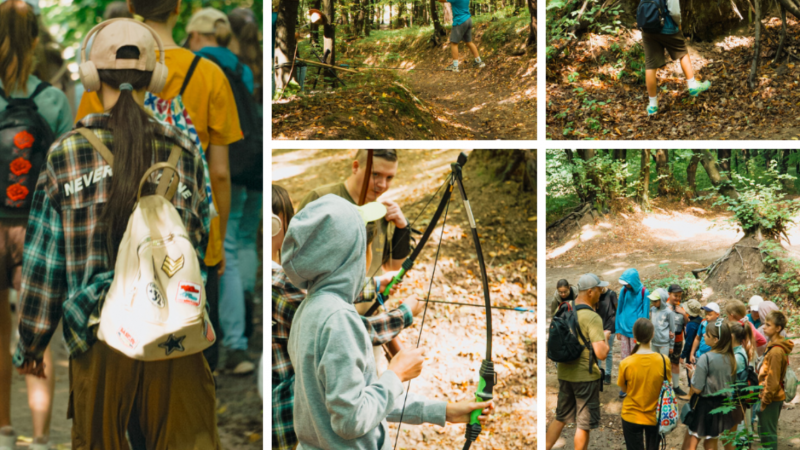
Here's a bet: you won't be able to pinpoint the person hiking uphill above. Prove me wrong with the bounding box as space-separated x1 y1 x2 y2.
437 0 484 72
638 0 710 116
615 268 650 398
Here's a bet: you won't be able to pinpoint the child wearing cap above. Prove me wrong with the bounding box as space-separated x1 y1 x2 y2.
747 295 763 328
689 302 720 365
13 17 216 447
648 288 675 357
667 284 688 396
680 300 704 369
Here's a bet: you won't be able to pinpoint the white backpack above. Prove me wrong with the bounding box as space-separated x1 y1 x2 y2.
76 128 216 361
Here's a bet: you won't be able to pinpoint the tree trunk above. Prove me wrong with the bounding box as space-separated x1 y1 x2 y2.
779 150 794 192
565 150 588 203
275 0 300 91
686 152 700 196
695 150 739 199
311 0 322 46
655 150 673 197
527 0 536 48
637 150 651 207
748 0 762 89
576 150 599 204
717 150 732 173
430 0 447 45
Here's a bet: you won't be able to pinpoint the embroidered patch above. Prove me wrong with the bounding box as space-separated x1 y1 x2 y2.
204 319 216 343
118 327 137 349
162 254 185 278
158 333 186 355
177 281 202 306
146 282 165 308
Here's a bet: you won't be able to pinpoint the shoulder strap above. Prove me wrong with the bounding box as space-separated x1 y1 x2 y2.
155 145 183 201
180 55 202 96
29 81 51 100
0 86 6 101
75 128 114 165
662 354 669 381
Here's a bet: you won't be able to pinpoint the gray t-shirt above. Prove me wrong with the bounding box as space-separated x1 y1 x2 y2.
692 351 735 396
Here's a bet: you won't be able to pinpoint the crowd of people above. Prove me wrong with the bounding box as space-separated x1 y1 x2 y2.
0 0 262 448
271 150 494 450
546 270 795 450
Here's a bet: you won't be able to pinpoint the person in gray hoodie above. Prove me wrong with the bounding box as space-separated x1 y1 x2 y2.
283 194 492 450
648 288 675 356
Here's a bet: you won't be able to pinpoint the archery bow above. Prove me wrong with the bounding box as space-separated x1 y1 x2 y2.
382 152 495 450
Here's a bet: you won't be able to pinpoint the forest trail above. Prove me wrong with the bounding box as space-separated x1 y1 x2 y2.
546 201 800 304
400 41 537 139
273 16 535 140
546 17 800 140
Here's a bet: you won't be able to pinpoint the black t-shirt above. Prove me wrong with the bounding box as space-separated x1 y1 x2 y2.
596 289 617 333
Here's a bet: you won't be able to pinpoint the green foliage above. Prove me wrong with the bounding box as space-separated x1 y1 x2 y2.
644 264 705 300
41 0 262 55
611 42 645 84
699 162 800 239
757 240 800 303
546 0 623 58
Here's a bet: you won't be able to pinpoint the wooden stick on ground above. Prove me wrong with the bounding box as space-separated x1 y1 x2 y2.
297 58 360 73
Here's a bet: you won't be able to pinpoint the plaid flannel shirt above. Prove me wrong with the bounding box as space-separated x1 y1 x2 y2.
13 113 209 367
271 265 413 450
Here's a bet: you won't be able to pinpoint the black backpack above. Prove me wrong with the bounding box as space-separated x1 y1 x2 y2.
734 349 761 409
0 82 54 212
548 302 597 373
637 0 668 33
202 54 263 191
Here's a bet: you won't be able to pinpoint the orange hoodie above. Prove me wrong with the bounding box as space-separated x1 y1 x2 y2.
759 338 794 406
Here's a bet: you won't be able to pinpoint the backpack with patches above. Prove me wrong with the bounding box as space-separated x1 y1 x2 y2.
201 53 262 191
143 55 216 218
77 128 216 360
0 82 54 212
548 302 597 372
637 0 668 33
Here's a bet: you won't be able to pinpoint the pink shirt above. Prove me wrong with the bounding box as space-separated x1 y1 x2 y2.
749 320 767 347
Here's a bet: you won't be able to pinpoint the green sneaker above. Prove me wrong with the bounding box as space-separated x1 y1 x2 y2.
688 80 711 97
445 62 460 72
647 105 658 116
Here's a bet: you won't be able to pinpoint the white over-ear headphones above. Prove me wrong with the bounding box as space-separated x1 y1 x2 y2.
271 214 282 237
78 18 168 94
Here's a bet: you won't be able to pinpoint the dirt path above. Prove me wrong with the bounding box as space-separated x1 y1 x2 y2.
403 54 537 139
545 203 800 448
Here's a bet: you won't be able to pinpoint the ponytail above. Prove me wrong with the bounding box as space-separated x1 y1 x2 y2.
129 0 178 23
96 46 157 265
213 20 233 47
631 318 654 355
0 0 38 94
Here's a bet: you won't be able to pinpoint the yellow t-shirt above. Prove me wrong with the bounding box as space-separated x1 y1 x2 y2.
617 352 672 425
76 48 243 266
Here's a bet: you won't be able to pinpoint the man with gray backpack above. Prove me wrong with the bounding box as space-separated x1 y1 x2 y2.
637 0 710 116
546 273 610 450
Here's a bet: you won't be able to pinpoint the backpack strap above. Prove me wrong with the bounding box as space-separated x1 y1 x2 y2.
0 81 50 106
75 128 114 165
155 144 183 201
179 55 202 97
138 162 180 202
573 304 599 374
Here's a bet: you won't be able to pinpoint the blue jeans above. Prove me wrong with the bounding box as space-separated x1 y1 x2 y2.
602 333 615 376
219 185 262 351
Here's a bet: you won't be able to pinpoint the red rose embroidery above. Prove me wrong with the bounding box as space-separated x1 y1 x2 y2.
7 184 29 202
9 157 31 176
14 131 34 150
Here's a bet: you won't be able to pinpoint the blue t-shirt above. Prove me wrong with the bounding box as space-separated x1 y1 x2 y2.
695 320 712 359
746 313 761 329
448 0 471 26
196 47 254 95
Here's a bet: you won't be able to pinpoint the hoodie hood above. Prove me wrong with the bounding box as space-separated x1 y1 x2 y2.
615 268 650 338
650 288 674 346
758 301 780 320
281 194 366 304
769 338 795 354
620 268 644 293
652 288 669 310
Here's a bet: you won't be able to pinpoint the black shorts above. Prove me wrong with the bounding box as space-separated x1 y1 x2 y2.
670 340 683 365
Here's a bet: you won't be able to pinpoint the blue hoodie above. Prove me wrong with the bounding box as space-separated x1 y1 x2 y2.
615 268 650 339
